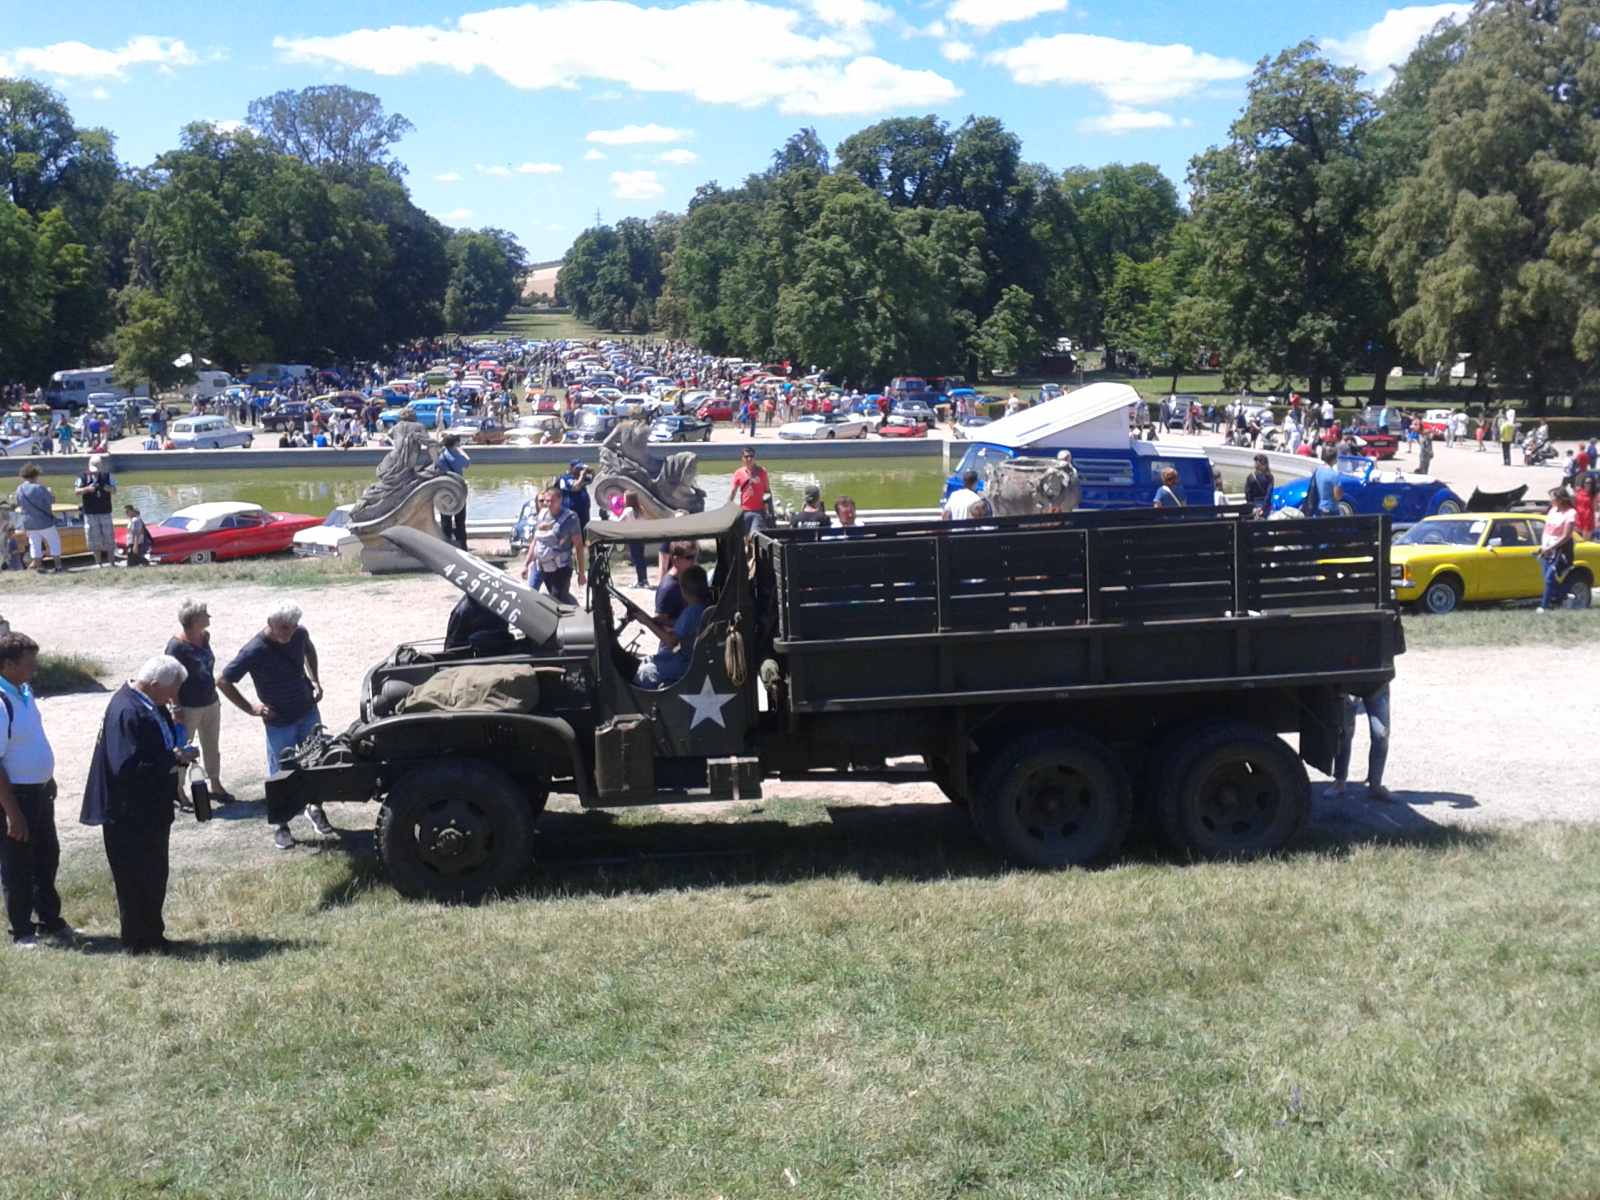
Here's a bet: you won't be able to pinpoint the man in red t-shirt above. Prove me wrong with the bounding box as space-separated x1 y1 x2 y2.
728 447 770 534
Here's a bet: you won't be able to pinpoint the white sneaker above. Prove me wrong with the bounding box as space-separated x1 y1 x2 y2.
1536 607 1547 614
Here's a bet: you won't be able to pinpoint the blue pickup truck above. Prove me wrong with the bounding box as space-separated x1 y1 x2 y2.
942 382 1215 509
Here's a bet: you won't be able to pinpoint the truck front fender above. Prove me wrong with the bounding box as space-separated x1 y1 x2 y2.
356 711 589 804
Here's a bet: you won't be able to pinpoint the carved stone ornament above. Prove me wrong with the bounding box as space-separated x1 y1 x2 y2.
350 413 469 573
590 418 707 520
984 451 1083 516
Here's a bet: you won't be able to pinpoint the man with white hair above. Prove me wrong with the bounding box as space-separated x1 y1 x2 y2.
81 654 198 953
216 601 329 850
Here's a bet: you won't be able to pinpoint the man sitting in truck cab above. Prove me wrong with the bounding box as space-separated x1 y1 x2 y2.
627 565 711 689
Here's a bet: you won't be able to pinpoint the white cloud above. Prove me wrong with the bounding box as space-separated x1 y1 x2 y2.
806 0 891 27
88 87 110 101
479 164 513 176
588 123 688 145
941 41 974 62
519 161 563 173
213 119 251 134
1078 108 1176 135
947 0 1067 33
611 169 664 200
658 148 699 164
989 33 1250 106
0 35 198 81
434 170 462 181
276 1 958 116
1325 4 1469 87
584 148 608 160
444 208 475 221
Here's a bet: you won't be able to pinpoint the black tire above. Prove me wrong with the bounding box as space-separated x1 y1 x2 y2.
1433 497 1463 515
1337 500 1356 517
186 549 215 564
1420 574 1461 615
376 759 535 902
1569 570 1593 610
1155 722 1308 859
972 729 1131 867
825 430 835 439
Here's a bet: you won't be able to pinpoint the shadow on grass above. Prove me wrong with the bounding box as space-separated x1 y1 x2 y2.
298 788 1502 907
67 934 307 960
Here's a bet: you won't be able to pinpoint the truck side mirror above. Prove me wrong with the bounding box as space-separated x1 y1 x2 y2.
1487 538 1502 548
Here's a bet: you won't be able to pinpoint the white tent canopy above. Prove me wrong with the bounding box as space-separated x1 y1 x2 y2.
977 383 1142 452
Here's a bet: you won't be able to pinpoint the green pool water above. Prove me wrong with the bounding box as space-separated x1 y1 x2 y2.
115 456 957 524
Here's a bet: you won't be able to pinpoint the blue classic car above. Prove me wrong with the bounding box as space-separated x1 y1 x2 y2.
1271 455 1465 523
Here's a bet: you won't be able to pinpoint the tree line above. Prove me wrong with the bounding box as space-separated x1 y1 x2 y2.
560 0 1600 410
0 82 528 388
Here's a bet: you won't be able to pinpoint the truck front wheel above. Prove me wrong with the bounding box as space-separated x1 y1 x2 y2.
376 759 535 902
1155 722 1308 860
973 729 1131 867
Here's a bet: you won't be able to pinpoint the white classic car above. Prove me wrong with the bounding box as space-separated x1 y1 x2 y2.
777 412 869 440
169 415 254 450
291 504 360 559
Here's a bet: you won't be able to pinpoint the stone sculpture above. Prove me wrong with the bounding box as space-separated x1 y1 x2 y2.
591 418 706 520
984 451 1083 516
350 412 469 573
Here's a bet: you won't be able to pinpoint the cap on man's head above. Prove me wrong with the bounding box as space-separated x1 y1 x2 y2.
803 483 820 501
570 458 585 468
89 454 104 467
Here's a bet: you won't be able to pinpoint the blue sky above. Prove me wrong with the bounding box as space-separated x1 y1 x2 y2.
0 1 1467 262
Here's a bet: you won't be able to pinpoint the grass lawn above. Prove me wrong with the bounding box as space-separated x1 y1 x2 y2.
468 308 608 344
1401 606 1597 649
0 554 412 592
995 369 1480 411
4 815 1598 1199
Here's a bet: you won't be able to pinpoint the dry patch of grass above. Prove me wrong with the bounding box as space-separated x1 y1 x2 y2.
3 819 1599 1198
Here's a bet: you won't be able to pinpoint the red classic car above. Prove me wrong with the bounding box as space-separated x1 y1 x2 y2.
697 399 735 422
1344 425 1399 460
116 501 324 564
876 414 929 438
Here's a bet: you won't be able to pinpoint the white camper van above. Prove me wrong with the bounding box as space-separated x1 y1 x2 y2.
190 370 238 401
45 367 149 411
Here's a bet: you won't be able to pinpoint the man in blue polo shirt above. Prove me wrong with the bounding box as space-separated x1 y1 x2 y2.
0 631 73 948
217 600 328 851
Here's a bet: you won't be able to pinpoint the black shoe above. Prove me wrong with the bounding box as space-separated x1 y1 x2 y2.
274 826 296 851
305 805 335 836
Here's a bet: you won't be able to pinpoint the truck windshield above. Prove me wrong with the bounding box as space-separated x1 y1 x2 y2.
955 444 1014 476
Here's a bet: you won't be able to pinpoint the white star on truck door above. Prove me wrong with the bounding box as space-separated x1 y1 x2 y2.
681 677 734 728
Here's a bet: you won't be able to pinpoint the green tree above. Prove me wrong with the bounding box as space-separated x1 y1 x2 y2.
247 85 415 177
1376 1 1600 412
1103 225 1216 390
444 226 527 332
559 216 674 330
0 196 50 381
1046 163 1182 364
1189 43 1385 401
117 122 404 371
976 285 1047 377
773 180 982 385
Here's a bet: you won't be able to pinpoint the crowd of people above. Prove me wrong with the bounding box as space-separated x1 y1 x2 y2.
0 595 335 954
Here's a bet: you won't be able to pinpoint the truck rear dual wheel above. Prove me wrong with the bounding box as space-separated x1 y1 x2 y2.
973 729 1132 867
1154 722 1308 860
376 759 536 902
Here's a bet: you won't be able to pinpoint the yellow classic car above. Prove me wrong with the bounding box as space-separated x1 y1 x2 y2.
1391 513 1597 613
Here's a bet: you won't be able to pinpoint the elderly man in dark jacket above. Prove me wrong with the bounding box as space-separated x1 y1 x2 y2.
82 655 197 954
